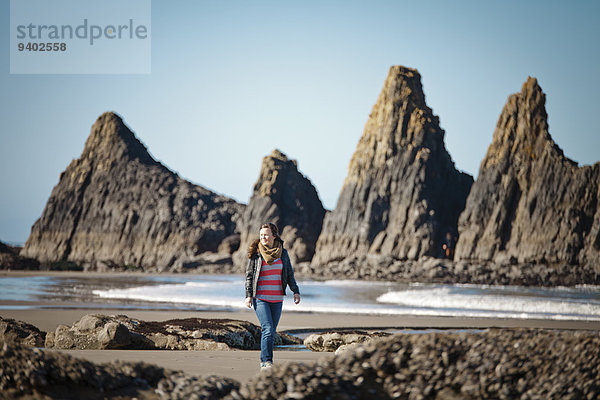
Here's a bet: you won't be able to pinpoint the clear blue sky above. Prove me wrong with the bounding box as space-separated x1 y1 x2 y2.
1 0 599 244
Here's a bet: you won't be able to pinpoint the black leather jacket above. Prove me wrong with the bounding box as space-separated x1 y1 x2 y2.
245 248 300 298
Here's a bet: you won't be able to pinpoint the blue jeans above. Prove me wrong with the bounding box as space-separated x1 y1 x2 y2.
253 298 283 363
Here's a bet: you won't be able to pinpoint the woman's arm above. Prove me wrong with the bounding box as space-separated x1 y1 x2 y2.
283 250 300 301
245 257 254 299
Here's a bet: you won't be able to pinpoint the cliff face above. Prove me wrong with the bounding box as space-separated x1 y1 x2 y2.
234 149 325 265
312 66 473 265
21 112 243 270
455 78 600 268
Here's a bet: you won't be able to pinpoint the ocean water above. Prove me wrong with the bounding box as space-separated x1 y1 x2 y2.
1 274 600 321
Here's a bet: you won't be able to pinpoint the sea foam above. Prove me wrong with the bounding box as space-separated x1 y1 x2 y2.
90 277 600 320
377 286 600 320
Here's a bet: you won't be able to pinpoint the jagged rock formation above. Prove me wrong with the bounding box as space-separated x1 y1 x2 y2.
312 66 473 266
234 149 325 266
21 112 244 271
455 78 600 270
44 314 300 351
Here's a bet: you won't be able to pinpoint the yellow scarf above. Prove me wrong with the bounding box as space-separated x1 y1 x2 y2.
258 240 283 265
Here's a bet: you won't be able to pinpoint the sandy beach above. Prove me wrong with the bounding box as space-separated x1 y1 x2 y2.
3 303 600 383
2 271 600 384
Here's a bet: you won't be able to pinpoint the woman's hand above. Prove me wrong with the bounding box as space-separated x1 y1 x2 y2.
293 293 301 304
245 297 253 308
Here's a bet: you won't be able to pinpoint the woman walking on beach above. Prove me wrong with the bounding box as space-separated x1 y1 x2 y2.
245 222 301 369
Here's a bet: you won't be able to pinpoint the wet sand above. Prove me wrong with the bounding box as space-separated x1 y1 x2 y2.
2 303 600 333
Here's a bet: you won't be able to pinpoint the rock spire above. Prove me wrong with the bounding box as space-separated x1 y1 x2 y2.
21 112 243 270
234 149 325 265
455 78 600 268
312 66 473 265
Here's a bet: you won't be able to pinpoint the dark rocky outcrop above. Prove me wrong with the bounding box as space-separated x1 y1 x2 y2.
231 329 600 399
296 254 600 286
0 241 40 270
234 149 325 266
0 317 46 347
21 112 244 272
0 342 239 399
44 314 300 351
16 71 600 286
455 78 600 272
312 66 473 267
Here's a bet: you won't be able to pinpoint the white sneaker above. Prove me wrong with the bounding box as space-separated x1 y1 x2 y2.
260 361 273 369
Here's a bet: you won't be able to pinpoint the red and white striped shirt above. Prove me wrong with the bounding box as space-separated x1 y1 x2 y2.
255 258 284 303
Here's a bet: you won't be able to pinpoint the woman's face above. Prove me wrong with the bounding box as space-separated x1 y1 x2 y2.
260 227 275 248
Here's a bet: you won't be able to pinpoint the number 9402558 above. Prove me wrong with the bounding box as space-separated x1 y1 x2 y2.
18 42 67 51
